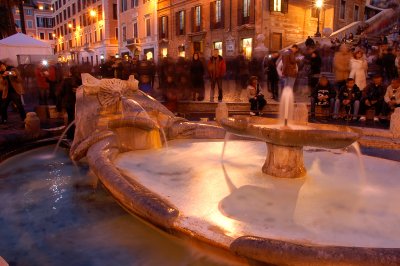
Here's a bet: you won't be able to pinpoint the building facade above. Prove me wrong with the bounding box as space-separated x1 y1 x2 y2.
256 0 365 51
13 0 54 44
117 0 158 61
157 0 256 61
52 0 119 64
156 0 365 62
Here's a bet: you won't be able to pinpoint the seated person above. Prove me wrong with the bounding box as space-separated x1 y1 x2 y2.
247 76 266 116
382 78 400 116
310 76 336 119
334 78 362 120
361 74 385 116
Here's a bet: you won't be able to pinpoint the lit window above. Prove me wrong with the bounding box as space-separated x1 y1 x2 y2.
215 0 221 23
214 41 222 56
195 6 201 27
274 0 281 12
243 0 250 18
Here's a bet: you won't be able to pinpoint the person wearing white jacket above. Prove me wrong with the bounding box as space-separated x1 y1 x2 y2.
349 48 368 91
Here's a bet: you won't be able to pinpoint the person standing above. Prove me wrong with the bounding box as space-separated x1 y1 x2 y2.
266 52 280 100
281 44 299 89
207 48 226 102
333 44 351 90
0 62 26 124
190 52 205 101
349 48 368 92
35 64 50 105
308 51 322 92
235 51 250 101
58 65 82 139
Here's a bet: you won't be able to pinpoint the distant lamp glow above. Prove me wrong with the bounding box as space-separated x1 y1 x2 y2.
146 51 153 60
42 60 48 66
38 5 43 10
161 48 168 58
68 23 73 29
115 53 119 59
90 10 97 17
314 0 323 37
100 54 104 60
52 33 56 38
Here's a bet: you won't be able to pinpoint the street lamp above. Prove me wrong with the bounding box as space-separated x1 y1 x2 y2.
314 0 323 37
90 10 97 18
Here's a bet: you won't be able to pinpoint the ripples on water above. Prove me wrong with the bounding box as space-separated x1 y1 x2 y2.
0 146 236 266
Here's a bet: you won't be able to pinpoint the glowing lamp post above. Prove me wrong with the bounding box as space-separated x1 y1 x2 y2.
314 0 323 37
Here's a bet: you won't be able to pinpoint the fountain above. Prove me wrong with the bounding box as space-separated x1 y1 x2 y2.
33 75 400 265
220 86 361 178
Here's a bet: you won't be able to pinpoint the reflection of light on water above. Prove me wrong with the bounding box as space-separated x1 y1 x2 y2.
46 161 70 210
37 154 56 160
208 211 238 238
253 124 312 130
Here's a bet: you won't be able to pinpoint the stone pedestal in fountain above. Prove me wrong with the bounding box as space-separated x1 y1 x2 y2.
263 143 306 178
220 117 361 179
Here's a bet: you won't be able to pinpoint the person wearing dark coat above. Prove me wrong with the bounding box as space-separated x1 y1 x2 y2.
190 52 205 101
305 36 315 48
310 76 336 119
58 66 82 139
333 78 362 120
381 47 398 82
266 52 280 100
308 51 322 91
361 74 385 116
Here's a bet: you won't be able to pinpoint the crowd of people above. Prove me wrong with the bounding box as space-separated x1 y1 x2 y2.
1 24 400 126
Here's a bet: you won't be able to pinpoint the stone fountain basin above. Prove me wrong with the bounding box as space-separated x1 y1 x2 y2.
86 136 400 266
221 117 362 149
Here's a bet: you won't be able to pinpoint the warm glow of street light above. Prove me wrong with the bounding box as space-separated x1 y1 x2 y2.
315 0 323 8
90 10 97 17
68 23 73 28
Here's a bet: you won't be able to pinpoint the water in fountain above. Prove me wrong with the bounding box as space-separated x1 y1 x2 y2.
351 142 367 187
53 120 76 155
116 139 400 248
278 86 294 126
220 132 232 162
0 145 238 266
121 97 168 149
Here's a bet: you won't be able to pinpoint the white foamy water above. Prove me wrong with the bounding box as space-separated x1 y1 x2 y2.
116 139 400 248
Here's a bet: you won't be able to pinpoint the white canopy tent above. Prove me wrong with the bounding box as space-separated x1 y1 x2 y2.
0 33 53 66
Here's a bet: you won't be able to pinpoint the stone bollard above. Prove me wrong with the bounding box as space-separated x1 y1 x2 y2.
390 107 400 138
293 103 309 124
25 112 41 138
215 102 229 125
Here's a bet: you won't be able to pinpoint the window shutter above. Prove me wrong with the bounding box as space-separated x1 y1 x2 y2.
200 5 203 31
210 1 215 30
221 0 225 28
183 10 186 35
158 16 162 39
237 0 243 26
191 7 195 32
249 0 255 23
282 0 289 13
269 0 274 11
166 16 168 38
175 12 179 35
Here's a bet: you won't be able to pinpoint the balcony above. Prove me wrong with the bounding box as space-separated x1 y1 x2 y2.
125 38 141 52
